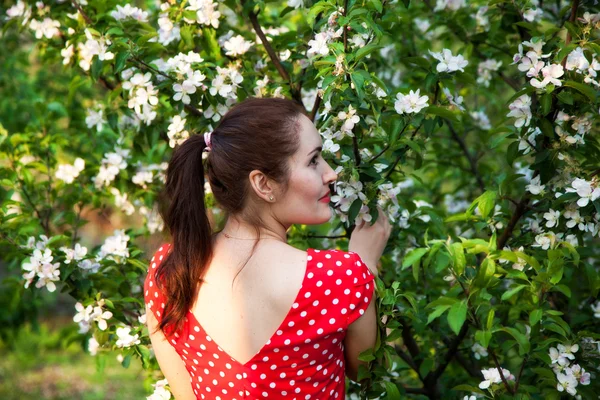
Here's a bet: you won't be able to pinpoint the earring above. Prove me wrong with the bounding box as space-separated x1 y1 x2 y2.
269 195 274 201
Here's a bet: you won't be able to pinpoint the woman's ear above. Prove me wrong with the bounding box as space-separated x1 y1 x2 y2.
248 170 277 202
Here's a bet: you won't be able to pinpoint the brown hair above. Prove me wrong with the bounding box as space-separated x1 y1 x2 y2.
156 97 308 334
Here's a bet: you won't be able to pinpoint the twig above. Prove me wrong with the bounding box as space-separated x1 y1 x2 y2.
71 0 92 24
241 0 301 103
309 95 322 122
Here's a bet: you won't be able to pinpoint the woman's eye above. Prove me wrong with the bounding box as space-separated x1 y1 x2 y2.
310 155 319 165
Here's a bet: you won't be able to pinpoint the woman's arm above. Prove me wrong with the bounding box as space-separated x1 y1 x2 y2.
147 309 196 400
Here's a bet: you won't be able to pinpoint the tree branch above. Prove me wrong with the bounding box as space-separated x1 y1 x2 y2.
71 0 92 24
241 0 301 103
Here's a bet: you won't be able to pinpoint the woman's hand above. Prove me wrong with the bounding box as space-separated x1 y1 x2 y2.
348 206 392 277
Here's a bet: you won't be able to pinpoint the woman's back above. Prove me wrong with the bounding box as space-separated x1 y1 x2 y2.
144 241 375 399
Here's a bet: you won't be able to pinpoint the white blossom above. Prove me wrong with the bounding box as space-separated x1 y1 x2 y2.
147 379 171 400
429 49 469 73
337 105 360 137
55 157 85 184
88 336 100 356
394 89 429 114
477 59 502 87
507 94 532 128
185 0 221 29
60 243 88 264
110 188 136 215
92 299 113 331
434 0 466 11
288 0 304 9
526 175 545 195
77 29 114 72
110 4 149 22
479 367 514 389
471 343 488 360
167 115 190 148
224 35 253 57
543 209 560 228
29 17 60 39
532 232 556 250
115 325 141 348
523 8 544 22
530 64 564 89
85 107 106 131
565 178 600 207
556 372 578 396
98 229 130 261
592 301 600 318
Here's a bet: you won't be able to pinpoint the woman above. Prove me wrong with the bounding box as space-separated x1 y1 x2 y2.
144 97 392 399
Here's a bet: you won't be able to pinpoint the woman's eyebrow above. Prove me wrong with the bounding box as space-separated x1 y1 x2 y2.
307 146 322 156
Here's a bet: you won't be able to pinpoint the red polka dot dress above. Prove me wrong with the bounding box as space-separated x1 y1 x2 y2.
144 244 376 400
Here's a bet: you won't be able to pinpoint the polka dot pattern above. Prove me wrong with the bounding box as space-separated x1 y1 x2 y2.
144 245 375 399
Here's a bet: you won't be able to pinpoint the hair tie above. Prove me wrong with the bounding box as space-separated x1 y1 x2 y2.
203 131 212 152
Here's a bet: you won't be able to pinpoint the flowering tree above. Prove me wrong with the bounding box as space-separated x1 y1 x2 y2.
1 0 600 399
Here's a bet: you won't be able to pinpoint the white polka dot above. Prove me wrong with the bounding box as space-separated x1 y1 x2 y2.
297 330 303 335
325 254 331 259
288 321 295 327
260 373 266 379
309 319 315 325
304 292 311 298
276 330 283 335
346 269 352 275
307 272 314 279
333 298 339 305
194 326 200 332
280 372 286 378
336 261 342 266
263 356 269 361
336 279 342 285
325 289 331 295
317 262 323 268
329 318 336 324
316 280 323 287
189 334 195 340
321 309 327 315
300 311 307 317
312 300 319 306
284 339 291 345
292 302 299 309
327 270 333 276
317 328 323 334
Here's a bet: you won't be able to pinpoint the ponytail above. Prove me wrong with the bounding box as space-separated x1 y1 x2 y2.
156 134 213 334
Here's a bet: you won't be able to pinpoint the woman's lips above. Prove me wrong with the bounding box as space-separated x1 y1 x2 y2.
319 194 331 203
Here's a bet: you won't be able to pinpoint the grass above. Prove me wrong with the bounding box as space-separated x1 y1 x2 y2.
0 320 148 400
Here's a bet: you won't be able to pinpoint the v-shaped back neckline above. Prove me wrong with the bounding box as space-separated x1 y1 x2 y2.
185 247 314 367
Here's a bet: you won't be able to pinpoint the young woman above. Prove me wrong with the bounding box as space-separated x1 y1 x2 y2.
144 97 392 399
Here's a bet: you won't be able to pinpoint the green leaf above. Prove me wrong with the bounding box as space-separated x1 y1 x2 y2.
540 93 552 116
475 330 492 348
529 309 543 326
114 51 129 74
476 190 497 219
501 284 527 301
354 44 384 63
448 243 466 275
425 106 458 122
447 300 467 336
91 57 103 81
402 248 428 270
383 381 402 400
427 304 451 324
501 327 530 355
563 80 597 102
